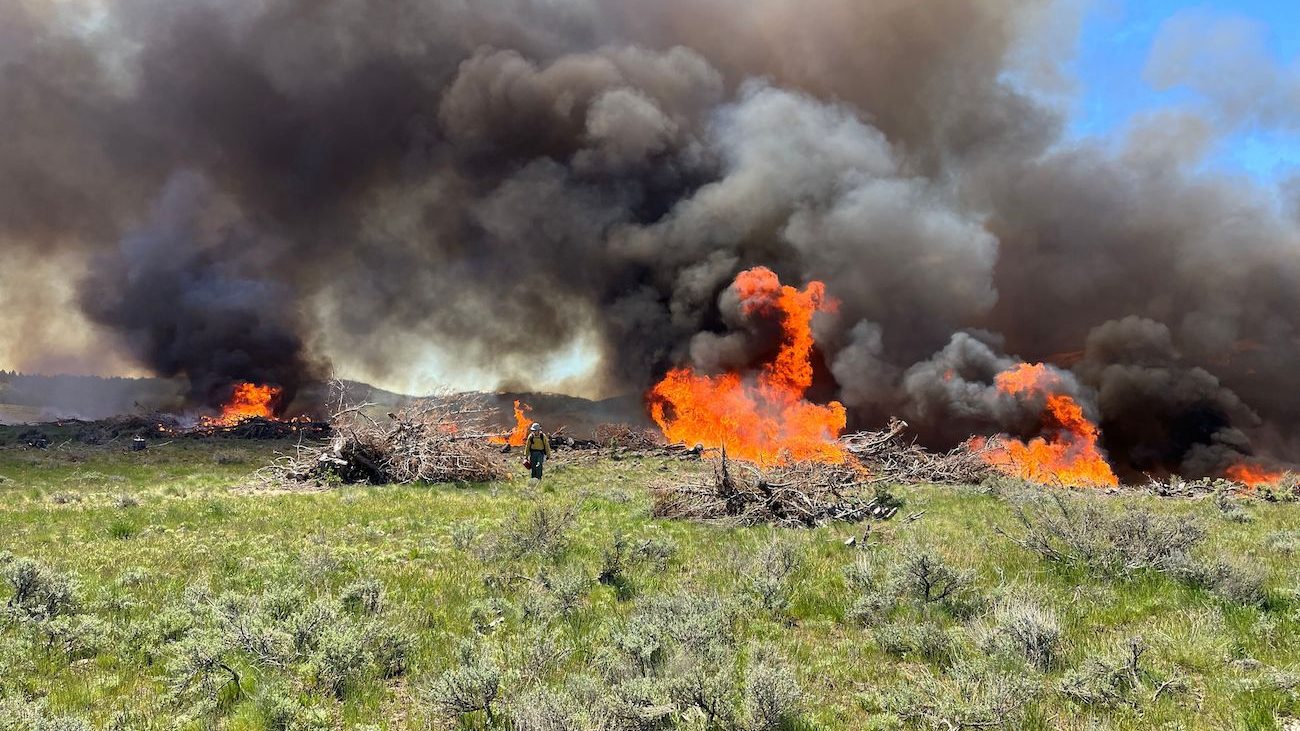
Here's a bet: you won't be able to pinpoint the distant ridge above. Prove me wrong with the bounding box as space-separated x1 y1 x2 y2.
0 374 649 435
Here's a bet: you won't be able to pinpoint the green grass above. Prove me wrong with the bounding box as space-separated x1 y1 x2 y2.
0 436 1298 730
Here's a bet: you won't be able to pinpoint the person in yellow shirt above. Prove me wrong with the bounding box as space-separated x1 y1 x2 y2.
524 422 552 485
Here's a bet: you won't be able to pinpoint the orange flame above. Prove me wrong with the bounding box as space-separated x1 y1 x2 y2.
490 400 532 446
648 267 847 464
982 363 1119 487
201 382 280 427
1225 462 1284 489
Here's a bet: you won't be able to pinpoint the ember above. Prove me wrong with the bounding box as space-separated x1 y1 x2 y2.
980 363 1119 487
648 267 847 465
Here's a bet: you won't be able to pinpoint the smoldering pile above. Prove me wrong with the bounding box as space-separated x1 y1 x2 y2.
8 413 330 449
264 396 508 486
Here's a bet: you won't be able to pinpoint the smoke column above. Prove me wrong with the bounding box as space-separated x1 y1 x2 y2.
1 0 1298 477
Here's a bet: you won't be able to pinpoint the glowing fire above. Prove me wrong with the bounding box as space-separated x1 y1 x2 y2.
648 267 847 464
981 363 1119 487
490 400 532 446
201 382 280 427
1225 462 1284 489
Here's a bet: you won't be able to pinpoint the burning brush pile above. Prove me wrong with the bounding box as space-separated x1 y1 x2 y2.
649 269 915 526
188 383 329 439
263 395 508 485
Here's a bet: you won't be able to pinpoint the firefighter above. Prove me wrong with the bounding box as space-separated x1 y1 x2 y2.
524 422 552 485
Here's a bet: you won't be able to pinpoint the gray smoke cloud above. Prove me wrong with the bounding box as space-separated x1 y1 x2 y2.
1 0 1298 477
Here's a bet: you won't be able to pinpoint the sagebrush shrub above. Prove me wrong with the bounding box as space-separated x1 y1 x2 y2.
428 663 501 723
47 614 113 660
844 553 901 625
290 601 337 655
167 633 244 711
873 621 958 666
509 625 571 686
258 686 304 731
1213 490 1253 523
468 597 511 635
497 503 577 562
1166 554 1270 606
509 687 580 731
545 566 591 617
113 493 140 509
310 624 369 698
663 649 739 728
339 578 385 615
4 557 78 621
1009 494 1204 575
1263 530 1300 555
114 567 150 588
298 545 345 583
598 533 677 600
987 599 1061 670
1209 560 1269 607
450 521 478 552
365 623 412 679
592 676 673 731
899 547 972 605
877 657 1040 729
1058 636 1149 707
135 605 195 653
0 697 93 731
598 532 637 596
744 540 802 615
744 661 803 731
259 586 308 623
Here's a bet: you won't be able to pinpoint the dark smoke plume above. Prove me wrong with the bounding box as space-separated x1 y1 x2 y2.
2 0 1298 477
78 172 315 409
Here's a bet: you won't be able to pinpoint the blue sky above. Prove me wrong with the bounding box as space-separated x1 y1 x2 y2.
1070 0 1300 180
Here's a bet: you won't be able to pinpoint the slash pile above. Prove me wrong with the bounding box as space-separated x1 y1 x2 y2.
650 450 894 528
839 419 1001 485
650 419 1005 527
264 396 508 485
593 423 663 450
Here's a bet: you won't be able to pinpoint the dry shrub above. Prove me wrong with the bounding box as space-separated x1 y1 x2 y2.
1001 494 1204 576
743 540 803 616
874 657 1040 729
495 503 577 563
983 598 1062 670
1058 637 1152 708
744 661 803 731
1167 555 1270 607
899 547 974 605
873 621 959 666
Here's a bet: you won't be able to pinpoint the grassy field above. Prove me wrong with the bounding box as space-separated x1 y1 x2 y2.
0 432 1298 730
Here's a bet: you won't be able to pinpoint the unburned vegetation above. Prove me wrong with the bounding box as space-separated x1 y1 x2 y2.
0 434 1298 730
